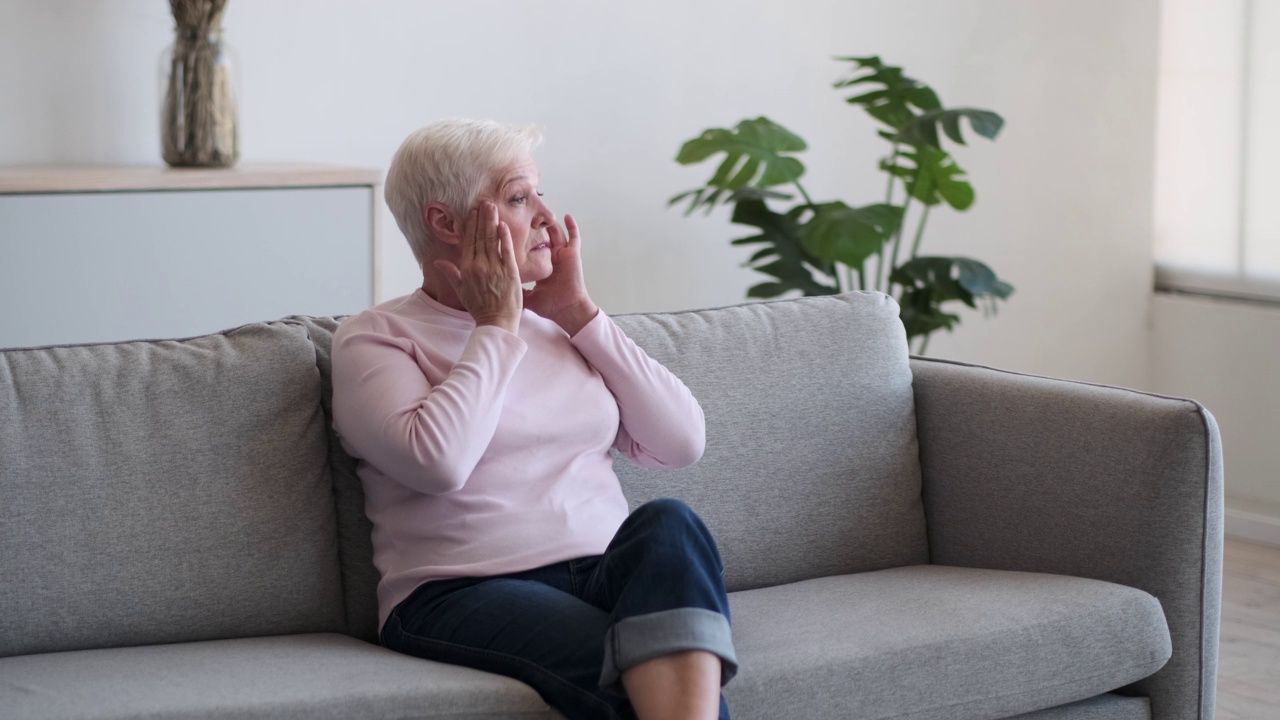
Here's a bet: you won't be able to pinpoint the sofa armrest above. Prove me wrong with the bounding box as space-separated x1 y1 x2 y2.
909 356 1223 720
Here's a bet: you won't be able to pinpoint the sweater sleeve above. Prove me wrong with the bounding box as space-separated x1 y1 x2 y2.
331 315 527 494
569 311 706 469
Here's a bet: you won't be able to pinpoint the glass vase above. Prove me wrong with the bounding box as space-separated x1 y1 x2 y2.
159 32 239 167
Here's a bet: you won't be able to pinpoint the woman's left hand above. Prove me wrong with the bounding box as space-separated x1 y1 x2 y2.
524 214 600 336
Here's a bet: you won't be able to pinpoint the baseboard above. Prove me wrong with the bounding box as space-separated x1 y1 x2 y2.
1225 508 1280 548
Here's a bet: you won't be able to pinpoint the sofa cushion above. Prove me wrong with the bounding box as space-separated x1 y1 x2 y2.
1009 694 1150 719
0 568 1165 720
0 322 346 658
290 315 382 643
611 292 929 592
723 565 1170 720
0 633 558 720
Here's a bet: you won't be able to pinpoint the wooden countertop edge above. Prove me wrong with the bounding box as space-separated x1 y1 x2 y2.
0 164 382 193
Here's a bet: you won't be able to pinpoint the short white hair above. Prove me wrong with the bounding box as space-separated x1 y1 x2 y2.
385 118 544 266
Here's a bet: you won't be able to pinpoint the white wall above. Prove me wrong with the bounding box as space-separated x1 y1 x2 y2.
1149 293 1280 542
0 0 1159 391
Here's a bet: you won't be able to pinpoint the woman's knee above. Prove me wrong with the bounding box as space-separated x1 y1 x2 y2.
632 497 702 532
628 499 721 567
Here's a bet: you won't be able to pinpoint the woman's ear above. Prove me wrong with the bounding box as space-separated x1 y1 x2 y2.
424 202 462 246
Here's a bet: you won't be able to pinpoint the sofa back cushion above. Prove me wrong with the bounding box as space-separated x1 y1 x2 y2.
291 316 382 643
612 292 928 592
0 322 347 658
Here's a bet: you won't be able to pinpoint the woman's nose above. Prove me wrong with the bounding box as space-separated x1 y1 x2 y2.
531 195 554 227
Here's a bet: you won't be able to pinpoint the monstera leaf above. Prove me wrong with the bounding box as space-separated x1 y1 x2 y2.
890 256 1014 340
895 108 1004 149
834 56 941 131
670 117 809 215
882 146 975 210
729 199 838 298
802 202 903 269
669 56 1010 353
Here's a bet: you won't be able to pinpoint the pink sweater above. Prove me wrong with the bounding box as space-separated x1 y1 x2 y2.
331 289 706 630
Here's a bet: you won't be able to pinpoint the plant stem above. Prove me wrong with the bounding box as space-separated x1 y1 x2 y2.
917 333 931 356
909 204 932 259
855 264 865 291
876 145 900 293
885 196 911 293
794 180 834 292
883 148 899 205
793 180 815 207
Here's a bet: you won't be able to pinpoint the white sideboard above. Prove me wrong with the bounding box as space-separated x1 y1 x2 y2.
0 164 380 348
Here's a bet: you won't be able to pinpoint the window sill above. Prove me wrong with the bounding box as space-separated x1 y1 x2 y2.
1155 267 1280 308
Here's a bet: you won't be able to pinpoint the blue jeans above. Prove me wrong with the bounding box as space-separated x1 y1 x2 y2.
380 498 737 720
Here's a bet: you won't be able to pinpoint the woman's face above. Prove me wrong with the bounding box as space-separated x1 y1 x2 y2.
478 153 555 284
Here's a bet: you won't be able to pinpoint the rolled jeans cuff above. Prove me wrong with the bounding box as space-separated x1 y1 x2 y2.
599 607 738 693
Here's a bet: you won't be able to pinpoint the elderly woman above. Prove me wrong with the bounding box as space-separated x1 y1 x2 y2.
330 119 737 720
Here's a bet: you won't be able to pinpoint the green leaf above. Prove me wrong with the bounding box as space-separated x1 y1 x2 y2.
701 188 726 215
668 189 699 207
898 305 963 338
895 109 1004 149
728 186 794 203
894 147 975 210
890 256 1014 340
857 203 907 234
747 282 790 299
667 188 708 216
954 257 996 295
928 155 975 210
835 57 942 131
908 86 942 112
730 199 838 297
940 113 965 145
675 118 807 180
708 154 741 187
803 199 896 267
727 157 762 190
892 257 974 304
673 117 809 213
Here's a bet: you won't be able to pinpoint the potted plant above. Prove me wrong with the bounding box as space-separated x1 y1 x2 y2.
670 56 1013 355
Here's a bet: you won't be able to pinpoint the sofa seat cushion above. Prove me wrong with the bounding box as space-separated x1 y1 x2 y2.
0 568 1169 720
723 565 1170 720
0 633 560 720
1009 693 1149 719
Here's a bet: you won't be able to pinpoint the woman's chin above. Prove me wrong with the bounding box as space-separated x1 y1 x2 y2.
520 260 554 284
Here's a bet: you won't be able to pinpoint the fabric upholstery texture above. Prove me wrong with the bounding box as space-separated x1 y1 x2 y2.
0 633 559 720
1009 694 1150 719
290 315 382 642
0 323 347 658
611 293 929 592
0 565 1166 720
910 357 1224 720
722 565 1169 720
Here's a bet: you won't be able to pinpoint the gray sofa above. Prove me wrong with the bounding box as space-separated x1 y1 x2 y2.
0 292 1222 720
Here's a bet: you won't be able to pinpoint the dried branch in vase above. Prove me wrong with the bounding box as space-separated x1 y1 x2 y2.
161 0 238 167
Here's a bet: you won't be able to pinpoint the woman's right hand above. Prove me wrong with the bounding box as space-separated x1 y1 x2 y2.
433 202 524 334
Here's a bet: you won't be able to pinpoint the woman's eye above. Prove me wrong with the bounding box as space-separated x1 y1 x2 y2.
511 195 527 205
